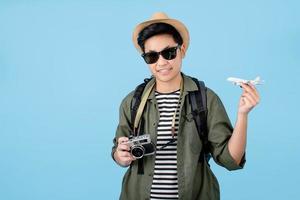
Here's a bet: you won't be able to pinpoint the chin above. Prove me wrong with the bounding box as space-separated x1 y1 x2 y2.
156 75 176 83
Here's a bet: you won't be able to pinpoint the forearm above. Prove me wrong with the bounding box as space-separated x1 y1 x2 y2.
228 113 248 165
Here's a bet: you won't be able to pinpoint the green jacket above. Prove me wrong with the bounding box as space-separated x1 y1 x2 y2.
112 74 245 200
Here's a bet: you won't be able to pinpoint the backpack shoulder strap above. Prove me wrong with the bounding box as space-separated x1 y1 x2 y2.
130 77 152 134
189 77 210 163
130 77 152 175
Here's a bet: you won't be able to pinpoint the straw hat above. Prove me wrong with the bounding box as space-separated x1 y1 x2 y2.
132 12 190 53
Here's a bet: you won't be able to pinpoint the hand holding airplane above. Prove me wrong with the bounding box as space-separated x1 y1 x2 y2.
227 76 264 86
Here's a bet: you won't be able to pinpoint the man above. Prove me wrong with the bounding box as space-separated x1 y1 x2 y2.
111 12 260 200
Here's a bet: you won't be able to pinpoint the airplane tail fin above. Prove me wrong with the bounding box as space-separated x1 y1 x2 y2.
253 76 264 85
254 76 260 82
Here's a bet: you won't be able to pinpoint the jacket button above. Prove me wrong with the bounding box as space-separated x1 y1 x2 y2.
153 122 156 126
148 173 153 177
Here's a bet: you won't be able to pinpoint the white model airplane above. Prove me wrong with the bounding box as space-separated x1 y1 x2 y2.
227 76 264 86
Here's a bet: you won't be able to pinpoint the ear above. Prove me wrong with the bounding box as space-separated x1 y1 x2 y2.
180 44 186 58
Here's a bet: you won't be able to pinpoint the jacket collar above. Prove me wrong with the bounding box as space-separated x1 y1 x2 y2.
146 73 199 100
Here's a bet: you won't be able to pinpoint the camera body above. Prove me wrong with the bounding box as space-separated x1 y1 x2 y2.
125 134 155 159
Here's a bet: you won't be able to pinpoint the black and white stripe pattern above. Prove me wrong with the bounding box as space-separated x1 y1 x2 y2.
150 90 180 200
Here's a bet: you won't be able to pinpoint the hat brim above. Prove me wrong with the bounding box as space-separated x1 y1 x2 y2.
132 18 190 54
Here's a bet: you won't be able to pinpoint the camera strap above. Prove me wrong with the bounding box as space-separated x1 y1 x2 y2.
131 76 210 175
134 82 155 135
134 79 183 137
133 77 184 175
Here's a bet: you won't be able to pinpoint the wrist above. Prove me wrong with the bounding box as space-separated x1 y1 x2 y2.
237 112 248 120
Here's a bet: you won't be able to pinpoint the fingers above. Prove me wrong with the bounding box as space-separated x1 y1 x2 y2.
241 94 250 104
238 83 261 114
114 136 136 166
118 143 130 151
117 150 132 158
118 137 129 144
117 137 130 151
115 149 135 166
241 83 260 104
248 83 260 97
241 83 259 99
242 92 257 106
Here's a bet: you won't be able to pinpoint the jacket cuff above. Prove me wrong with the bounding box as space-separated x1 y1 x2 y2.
221 144 246 171
111 146 117 162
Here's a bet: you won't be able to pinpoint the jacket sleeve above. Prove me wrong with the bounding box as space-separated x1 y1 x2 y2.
206 88 246 171
111 92 134 163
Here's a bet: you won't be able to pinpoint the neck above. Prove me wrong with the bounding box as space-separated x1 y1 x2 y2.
156 73 182 93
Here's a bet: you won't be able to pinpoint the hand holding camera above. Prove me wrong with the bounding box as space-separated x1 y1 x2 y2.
114 137 136 167
125 134 155 159
114 134 155 167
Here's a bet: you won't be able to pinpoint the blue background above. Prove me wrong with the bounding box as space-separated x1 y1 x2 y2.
1 0 299 199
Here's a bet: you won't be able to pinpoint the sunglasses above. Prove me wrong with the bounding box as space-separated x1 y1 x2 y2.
141 45 181 64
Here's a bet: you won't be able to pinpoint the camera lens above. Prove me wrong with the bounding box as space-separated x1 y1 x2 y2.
131 146 145 159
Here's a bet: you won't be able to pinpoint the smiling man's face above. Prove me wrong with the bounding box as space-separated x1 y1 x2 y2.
144 34 185 85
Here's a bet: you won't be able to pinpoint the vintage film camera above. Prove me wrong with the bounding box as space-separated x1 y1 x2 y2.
125 134 155 159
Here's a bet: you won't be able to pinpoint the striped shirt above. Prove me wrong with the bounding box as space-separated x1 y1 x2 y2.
150 90 181 200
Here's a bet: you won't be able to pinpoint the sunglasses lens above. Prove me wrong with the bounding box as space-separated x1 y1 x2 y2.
143 52 159 64
142 46 179 64
161 47 177 60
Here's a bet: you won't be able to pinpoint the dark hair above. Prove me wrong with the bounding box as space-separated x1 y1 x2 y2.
137 23 183 52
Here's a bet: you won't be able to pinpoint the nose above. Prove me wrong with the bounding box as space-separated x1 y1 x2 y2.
156 54 168 66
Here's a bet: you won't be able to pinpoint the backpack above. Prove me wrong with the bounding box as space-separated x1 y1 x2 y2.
130 76 211 174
